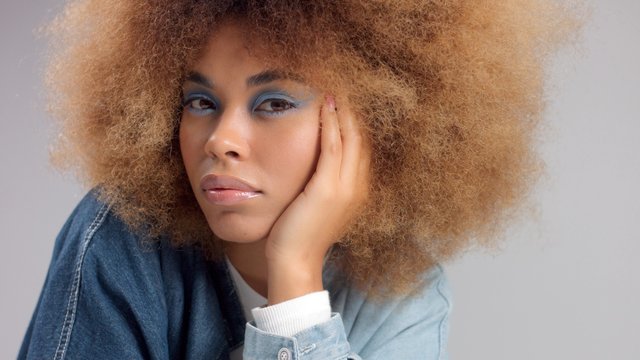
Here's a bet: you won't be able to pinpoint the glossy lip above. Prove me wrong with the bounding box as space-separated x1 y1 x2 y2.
200 174 262 205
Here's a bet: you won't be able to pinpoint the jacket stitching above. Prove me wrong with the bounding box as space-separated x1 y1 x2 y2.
53 203 110 360
435 265 451 360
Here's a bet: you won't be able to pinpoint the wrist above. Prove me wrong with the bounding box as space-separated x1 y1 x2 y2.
267 259 324 305
252 290 331 337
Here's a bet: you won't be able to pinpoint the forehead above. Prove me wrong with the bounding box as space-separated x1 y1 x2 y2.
186 21 313 93
194 23 261 72
185 18 332 99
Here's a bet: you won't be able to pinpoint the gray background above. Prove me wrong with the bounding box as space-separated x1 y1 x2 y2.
1 1 638 359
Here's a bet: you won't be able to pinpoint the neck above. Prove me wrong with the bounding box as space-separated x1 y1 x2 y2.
224 239 269 298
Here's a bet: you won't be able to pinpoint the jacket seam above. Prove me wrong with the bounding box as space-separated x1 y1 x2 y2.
53 203 110 360
435 265 451 360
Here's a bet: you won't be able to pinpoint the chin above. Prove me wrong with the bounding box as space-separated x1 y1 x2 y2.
205 214 272 244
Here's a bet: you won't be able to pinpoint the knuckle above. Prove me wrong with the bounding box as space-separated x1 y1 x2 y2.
350 132 362 145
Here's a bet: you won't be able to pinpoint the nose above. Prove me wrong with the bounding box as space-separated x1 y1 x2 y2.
204 107 250 161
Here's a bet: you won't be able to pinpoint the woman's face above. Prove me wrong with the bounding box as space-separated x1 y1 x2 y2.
179 21 322 244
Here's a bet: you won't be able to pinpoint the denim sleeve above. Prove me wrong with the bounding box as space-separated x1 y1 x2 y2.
18 197 171 360
242 266 452 360
243 313 357 360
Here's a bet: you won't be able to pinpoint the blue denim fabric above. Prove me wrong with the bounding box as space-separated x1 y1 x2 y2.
19 190 451 359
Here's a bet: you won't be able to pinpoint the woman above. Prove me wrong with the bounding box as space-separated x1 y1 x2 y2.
19 0 576 359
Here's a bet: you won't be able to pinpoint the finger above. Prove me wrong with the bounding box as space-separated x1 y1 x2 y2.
337 100 363 186
315 95 342 182
355 140 372 203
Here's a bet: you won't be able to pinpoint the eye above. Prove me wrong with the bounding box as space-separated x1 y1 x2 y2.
190 98 214 111
255 98 296 113
182 94 217 115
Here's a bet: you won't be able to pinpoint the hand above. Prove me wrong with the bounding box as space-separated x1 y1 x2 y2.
265 95 370 304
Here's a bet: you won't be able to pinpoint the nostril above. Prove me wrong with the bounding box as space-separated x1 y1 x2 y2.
225 150 240 158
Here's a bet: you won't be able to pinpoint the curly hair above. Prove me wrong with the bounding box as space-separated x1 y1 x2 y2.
45 0 580 297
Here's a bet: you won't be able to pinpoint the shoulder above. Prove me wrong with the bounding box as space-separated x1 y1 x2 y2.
20 189 166 359
21 189 236 359
49 188 109 259
47 188 172 309
45 189 158 276
51 188 200 298
327 263 451 321
327 264 452 359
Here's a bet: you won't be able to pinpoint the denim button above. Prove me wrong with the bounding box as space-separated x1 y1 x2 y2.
277 347 291 360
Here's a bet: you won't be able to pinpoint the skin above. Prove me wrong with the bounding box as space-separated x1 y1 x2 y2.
179 21 370 304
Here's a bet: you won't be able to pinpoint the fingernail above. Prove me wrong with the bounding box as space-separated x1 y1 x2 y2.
326 95 336 112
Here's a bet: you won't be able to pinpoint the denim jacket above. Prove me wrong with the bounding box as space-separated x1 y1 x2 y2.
19 190 451 359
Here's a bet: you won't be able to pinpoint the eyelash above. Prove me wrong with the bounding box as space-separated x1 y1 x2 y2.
181 93 298 117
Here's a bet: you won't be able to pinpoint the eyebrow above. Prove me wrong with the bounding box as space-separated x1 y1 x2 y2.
184 69 304 89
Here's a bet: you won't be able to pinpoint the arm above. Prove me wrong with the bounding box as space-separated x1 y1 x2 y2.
265 94 369 304
241 95 366 359
242 265 452 360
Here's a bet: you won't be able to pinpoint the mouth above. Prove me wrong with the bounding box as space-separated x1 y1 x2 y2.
200 174 262 205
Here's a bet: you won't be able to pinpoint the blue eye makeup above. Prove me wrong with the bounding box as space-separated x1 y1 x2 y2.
250 91 306 117
181 88 311 118
181 92 219 116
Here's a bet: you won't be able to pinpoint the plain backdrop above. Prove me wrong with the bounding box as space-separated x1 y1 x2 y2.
1 1 638 359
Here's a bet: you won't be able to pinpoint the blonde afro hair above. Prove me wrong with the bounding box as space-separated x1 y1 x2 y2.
46 0 580 297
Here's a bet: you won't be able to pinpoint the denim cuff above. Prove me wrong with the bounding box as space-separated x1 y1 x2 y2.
252 291 331 337
243 312 352 360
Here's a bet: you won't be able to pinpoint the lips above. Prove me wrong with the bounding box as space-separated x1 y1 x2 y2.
200 174 262 205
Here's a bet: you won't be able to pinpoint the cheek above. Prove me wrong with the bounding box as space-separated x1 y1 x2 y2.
262 117 321 191
281 130 319 169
